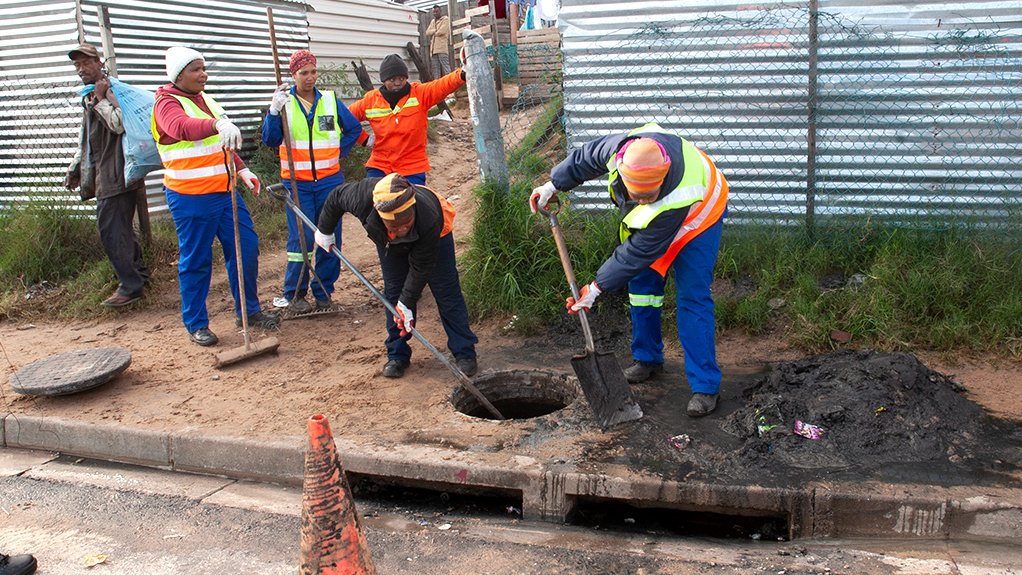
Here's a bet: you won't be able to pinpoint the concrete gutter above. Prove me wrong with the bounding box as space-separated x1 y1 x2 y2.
3 413 1020 543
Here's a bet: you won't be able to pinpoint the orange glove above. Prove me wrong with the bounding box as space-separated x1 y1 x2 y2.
395 301 415 337
566 282 601 315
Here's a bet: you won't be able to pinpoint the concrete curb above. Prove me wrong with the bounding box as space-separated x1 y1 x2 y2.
3 413 1020 543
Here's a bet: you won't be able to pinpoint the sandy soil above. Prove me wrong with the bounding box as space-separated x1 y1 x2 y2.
2 115 1020 473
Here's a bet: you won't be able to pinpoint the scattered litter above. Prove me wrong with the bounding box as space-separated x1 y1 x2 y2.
83 554 108 568
211 375 220 381
272 297 289 308
668 434 691 449
829 329 852 343
502 314 519 332
874 406 887 416
755 405 783 437
793 420 825 440
767 297 786 310
505 506 521 516
750 533 761 540
162 534 185 539
15 324 36 331
437 523 452 530
623 517 636 524
846 273 867 289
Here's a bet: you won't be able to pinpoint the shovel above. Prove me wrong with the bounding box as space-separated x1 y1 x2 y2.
266 184 505 421
539 200 643 429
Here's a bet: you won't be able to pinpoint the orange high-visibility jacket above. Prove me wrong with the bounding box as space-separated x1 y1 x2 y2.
348 69 464 176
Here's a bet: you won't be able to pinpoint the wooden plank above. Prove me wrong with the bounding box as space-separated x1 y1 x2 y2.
464 5 490 17
453 37 493 50
518 28 561 41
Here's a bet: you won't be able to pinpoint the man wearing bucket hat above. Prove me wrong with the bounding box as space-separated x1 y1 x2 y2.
152 46 278 347
314 173 477 379
347 54 466 185
261 49 363 315
63 43 151 309
529 123 729 417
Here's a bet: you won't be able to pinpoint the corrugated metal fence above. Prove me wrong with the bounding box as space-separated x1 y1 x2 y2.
0 0 307 214
557 0 1022 231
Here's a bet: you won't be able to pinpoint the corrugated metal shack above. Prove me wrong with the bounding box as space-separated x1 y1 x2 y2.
308 0 423 95
0 0 308 213
0 0 421 213
559 0 1022 229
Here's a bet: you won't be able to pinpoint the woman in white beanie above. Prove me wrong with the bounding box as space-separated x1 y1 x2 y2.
151 46 278 347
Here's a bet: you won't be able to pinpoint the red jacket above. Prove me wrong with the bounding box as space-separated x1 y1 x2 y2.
348 69 464 176
153 84 244 172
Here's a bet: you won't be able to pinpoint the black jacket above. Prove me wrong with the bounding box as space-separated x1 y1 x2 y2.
318 177 445 307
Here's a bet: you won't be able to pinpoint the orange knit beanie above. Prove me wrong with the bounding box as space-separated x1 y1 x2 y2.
617 138 671 199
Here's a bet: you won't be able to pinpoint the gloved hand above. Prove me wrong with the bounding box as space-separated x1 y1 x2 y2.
269 84 290 115
363 131 375 148
566 282 601 315
238 168 260 195
395 301 415 337
215 118 242 150
529 181 558 214
314 229 336 253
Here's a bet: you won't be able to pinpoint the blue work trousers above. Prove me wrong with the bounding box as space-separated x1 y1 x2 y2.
378 233 477 362
628 217 724 394
365 168 426 186
165 189 262 332
283 179 341 302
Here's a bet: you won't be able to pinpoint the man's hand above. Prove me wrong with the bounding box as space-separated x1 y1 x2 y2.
269 84 290 115
314 230 336 253
529 181 558 214
566 282 601 315
363 132 375 148
395 301 415 337
93 77 110 100
215 118 242 150
64 169 81 192
238 168 260 195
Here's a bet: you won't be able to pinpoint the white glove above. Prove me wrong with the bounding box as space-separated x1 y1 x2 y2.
238 168 260 195
395 301 414 337
567 282 601 314
269 84 290 115
215 118 242 150
314 229 336 253
529 181 557 214
364 131 375 148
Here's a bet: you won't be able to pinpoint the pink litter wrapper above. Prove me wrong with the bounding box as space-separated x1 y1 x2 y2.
793 419 825 440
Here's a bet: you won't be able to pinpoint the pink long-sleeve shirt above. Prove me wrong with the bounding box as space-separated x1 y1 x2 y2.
153 83 245 170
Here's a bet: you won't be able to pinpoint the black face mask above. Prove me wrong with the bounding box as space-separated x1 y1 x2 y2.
379 82 411 109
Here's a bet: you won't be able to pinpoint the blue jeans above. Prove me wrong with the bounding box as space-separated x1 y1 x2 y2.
165 189 263 332
282 178 342 302
628 217 724 394
378 233 477 361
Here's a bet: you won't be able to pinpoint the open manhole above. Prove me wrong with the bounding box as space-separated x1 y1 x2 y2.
451 369 577 420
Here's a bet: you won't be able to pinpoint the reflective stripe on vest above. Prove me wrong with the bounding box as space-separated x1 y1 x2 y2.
607 123 729 277
628 294 663 307
364 97 421 119
151 93 230 195
280 91 342 181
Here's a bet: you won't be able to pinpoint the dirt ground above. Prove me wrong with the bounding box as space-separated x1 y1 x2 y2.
1 115 1021 482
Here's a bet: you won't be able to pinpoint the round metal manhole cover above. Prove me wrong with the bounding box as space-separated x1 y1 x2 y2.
9 347 132 396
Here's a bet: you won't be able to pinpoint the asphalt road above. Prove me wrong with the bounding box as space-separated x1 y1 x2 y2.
1 448 1018 575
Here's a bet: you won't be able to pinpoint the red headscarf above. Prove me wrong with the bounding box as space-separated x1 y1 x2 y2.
289 49 317 75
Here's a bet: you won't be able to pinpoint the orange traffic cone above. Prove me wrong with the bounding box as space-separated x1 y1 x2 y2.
300 414 376 575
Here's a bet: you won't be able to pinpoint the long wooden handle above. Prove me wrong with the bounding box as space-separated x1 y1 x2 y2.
543 209 596 353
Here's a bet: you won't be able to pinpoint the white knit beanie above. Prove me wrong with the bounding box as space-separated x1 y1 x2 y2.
165 46 204 83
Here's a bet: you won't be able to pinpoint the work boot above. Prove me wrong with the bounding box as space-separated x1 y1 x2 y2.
101 291 142 308
686 393 719 418
0 552 38 575
382 358 410 378
315 298 333 311
236 310 281 329
623 361 663 383
188 327 218 347
456 357 478 377
288 298 312 314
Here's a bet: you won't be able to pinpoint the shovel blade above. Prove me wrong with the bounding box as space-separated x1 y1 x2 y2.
571 350 643 429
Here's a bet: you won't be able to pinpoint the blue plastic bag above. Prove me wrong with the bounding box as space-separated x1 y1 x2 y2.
78 77 162 187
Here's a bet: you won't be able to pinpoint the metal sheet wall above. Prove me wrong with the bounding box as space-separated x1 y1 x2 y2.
308 0 423 95
558 0 1022 229
0 0 308 213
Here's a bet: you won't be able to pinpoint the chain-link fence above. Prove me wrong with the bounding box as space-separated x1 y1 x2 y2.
500 6 1022 235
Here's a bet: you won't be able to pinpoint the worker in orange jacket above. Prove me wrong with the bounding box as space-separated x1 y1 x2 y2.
348 54 465 185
